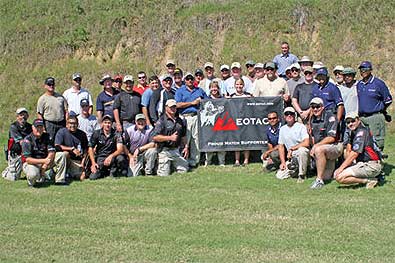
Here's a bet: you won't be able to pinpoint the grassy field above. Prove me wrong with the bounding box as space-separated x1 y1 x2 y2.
1 132 394 262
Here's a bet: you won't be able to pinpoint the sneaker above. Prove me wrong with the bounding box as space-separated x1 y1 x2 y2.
366 179 378 189
310 179 324 189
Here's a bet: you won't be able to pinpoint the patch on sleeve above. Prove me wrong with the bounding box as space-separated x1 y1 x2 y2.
352 144 360 151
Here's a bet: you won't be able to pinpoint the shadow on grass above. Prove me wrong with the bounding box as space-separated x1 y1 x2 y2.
382 162 395 177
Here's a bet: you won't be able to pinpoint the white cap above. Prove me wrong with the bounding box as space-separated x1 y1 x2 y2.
123 75 134 82
254 63 264 69
220 64 230 71
204 62 214 69
16 108 28 114
284 107 296 114
313 61 325 70
290 63 301 70
333 65 345 73
166 59 175 66
299 56 313 63
165 99 177 107
345 112 359 120
231 62 241 69
310 97 324 105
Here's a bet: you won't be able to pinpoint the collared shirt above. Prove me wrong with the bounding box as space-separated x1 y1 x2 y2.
338 82 358 115
253 76 289 97
141 88 153 107
266 123 280 146
312 81 344 111
223 76 253 96
113 90 141 122
88 128 123 158
125 124 153 152
22 132 55 159
55 128 88 160
357 75 392 115
278 122 309 150
133 84 149 96
350 124 380 162
293 82 314 110
37 92 67 122
77 114 99 141
175 85 208 114
149 88 175 122
310 111 338 144
287 76 305 97
272 53 299 76
63 87 93 115
96 90 115 118
151 114 186 149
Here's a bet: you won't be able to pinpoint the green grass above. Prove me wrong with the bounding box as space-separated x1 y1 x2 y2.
1 133 395 262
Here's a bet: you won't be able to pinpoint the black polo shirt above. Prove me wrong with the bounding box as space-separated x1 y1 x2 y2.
350 124 380 162
149 88 175 122
88 128 123 158
9 121 32 154
22 132 55 159
151 114 186 149
310 111 338 144
113 90 141 122
55 128 88 160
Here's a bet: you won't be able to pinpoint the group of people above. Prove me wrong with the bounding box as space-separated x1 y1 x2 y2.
2 42 392 189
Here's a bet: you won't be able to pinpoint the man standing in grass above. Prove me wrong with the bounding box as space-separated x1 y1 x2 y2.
37 77 68 141
63 73 93 115
272 41 299 78
334 112 382 189
22 119 67 186
2 108 32 181
276 107 310 181
151 99 189 176
308 98 343 189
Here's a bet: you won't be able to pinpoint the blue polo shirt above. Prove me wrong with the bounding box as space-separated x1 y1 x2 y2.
141 88 153 107
175 85 208 114
357 75 392 115
96 90 115 117
266 123 280 146
272 53 299 76
312 82 344 111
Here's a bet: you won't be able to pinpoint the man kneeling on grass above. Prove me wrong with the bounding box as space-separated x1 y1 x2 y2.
88 115 128 180
22 119 67 187
334 112 382 189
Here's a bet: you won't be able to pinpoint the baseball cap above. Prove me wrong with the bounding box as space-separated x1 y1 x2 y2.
195 69 204 75
345 112 359 120
298 56 313 63
102 114 113 122
99 74 114 85
313 61 325 70
342 67 356 75
33 119 44 127
284 107 296 114
310 97 324 105
231 62 241 69
204 62 214 69
265 62 276 69
135 113 146 121
220 64 230 71
245 60 255 66
162 74 173 81
114 74 123 81
304 66 314 73
80 98 89 107
72 73 82 80
166 59 175 66
123 75 134 82
44 77 55 86
174 68 183 76
333 65 345 73
165 99 177 107
358 61 372 69
254 63 264 69
184 72 194 80
16 108 28 114
315 68 329 76
285 65 292 72
290 63 301 70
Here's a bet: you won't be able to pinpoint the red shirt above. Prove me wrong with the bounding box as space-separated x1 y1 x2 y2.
133 84 149 96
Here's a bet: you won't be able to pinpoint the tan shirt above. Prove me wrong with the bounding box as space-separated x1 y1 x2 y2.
253 76 289 97
37 92 67 122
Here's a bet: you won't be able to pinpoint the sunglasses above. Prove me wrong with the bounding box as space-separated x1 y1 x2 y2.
284 112 295 116
138 76 146 79
164 79 173 82
115 80 122 83
291 68 299 72
310 104 322 109
304 72 313 75
185 78 194 81
266 68 275 71
346 118 356 125
268 117 277 120
360 68 371 72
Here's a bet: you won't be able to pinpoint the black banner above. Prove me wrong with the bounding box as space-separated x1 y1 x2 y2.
198 96 284 152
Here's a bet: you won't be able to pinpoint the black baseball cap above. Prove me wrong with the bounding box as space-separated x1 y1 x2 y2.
33 119 44 127
44 77 55 86
80 98 89 107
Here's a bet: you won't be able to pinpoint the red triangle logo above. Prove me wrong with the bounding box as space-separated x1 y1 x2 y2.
212 112 239 131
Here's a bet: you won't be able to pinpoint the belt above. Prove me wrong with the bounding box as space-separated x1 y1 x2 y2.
182 112 197 117
359 112 381 118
